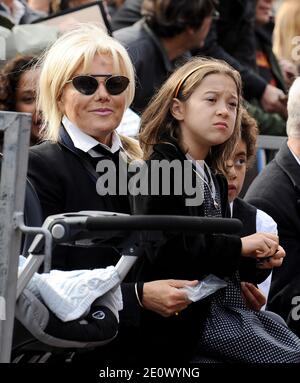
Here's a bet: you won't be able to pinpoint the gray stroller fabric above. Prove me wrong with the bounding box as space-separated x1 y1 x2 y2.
15 289 118 349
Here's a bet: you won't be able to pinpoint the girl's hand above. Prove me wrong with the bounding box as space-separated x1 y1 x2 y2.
241 282 266 311
142 279 198 317
241 232 279 259
256 245 286 269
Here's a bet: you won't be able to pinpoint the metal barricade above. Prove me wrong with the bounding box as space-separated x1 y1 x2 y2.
256 135 287 172
0 111 31 362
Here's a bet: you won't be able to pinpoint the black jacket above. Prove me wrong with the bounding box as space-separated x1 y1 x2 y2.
27 128 142 349
28 128 130 269
131 140 242 362
245 24 287 136
110 0 142 31
245 141 300 336
232 197 271 284
255 24 287 93
114 19 184 113
198 0 267 100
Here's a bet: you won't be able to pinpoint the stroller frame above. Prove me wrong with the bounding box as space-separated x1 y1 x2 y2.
13 211 241 361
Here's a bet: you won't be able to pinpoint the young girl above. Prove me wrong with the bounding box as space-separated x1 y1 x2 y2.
132 57 289 363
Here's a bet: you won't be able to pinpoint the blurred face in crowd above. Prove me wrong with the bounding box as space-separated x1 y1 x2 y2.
59 53 127 145
15 68 42 144
188 15 213 50
225 139 247 202
67 0 95 8
256 0 274 25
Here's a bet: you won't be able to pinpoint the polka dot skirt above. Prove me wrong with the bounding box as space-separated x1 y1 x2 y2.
193 175 300 362
194 276 300 363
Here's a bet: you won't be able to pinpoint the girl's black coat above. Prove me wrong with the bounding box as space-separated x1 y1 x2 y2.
131 141 242 362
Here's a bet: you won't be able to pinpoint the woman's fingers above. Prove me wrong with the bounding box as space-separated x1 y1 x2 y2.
142 279 196 317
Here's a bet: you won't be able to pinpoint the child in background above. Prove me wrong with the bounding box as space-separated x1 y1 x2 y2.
0 55 42 147
225 108 277 311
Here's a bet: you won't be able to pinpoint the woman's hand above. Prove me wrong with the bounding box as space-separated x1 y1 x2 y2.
241 282 266 311
142 279 198 317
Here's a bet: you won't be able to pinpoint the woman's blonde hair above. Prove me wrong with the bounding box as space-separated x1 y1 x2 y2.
139 57 243 173
38 23 135 143
273 0 300 66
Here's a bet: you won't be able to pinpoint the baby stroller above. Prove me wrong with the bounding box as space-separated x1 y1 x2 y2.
12 209 242 363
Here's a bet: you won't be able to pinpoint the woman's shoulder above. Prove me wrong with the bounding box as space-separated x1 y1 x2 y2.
29 141 65 165
30 140 61 154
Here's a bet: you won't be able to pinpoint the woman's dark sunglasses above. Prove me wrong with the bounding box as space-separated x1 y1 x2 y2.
66 74 130 96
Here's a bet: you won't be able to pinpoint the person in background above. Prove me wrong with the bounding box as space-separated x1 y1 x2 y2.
105 0 125 19
49 0 94 13
0 0 45 24
198 0 287 122
225 108 278 311
245 0 297 137
0 55 42 147
245 76 300 338
114 0 216 113
27 0 50 14
273 0 300 73
110 0 142 31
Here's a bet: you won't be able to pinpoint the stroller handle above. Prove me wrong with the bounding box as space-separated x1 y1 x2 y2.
85 215 242 234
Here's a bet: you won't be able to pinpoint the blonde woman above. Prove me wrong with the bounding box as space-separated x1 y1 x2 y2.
273 0 300 72
28 23 199 363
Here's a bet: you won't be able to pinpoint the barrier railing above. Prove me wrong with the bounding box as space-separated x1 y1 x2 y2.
0 111 31 362
256 135 286 172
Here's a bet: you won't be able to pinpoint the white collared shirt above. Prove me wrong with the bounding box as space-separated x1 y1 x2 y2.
62 116 123 157
229 200 277 307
